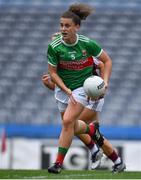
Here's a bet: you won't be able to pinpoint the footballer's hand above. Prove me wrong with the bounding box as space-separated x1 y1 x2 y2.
69 94 77 104
42 73 50 80
42 74 51 85
89 97 101 101
51 32 61 40
66 88 77 105
104 81 108 89
41 74 55 90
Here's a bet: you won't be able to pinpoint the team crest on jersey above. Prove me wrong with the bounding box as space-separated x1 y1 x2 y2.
82 50 87 56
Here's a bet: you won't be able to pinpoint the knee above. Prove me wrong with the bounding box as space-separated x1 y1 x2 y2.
62 116 74 130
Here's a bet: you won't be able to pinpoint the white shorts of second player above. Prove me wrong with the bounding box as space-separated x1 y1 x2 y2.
55 86 104 112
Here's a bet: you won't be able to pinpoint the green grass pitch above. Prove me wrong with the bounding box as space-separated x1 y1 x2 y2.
0 170 141 179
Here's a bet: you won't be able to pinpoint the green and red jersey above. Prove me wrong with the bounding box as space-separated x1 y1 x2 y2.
47 34 103 90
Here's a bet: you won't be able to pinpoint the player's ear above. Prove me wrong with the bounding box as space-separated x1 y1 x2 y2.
75 24 80 32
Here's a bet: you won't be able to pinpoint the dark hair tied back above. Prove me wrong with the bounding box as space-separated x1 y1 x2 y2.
61 3 93 26
68 3 93 20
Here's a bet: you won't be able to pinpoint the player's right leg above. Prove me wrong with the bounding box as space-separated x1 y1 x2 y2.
48 100 85 173
48 87 101 172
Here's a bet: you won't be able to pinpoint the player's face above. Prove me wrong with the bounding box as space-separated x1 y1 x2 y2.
60 18 80 44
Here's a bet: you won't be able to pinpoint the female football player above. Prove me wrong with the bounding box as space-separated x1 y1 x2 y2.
46 3 125 173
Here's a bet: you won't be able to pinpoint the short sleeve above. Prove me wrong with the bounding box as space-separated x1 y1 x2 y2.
47 44 58 66
88 40 103 57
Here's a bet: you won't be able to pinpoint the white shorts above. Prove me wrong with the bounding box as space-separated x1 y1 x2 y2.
55 87 104 112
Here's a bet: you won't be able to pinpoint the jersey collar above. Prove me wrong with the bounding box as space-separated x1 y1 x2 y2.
61 34 78 47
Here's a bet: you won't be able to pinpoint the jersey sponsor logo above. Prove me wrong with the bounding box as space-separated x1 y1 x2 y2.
58 57 93 70
68 51 77 54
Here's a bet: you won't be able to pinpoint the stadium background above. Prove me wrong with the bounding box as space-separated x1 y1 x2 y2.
0 0 141 171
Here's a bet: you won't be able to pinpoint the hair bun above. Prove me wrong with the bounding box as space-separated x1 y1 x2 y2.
68 3 93 20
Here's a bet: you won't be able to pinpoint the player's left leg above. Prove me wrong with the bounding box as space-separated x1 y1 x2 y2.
89 122 126 172
78 105 126 172
75 109 103 169
78 103 104 169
